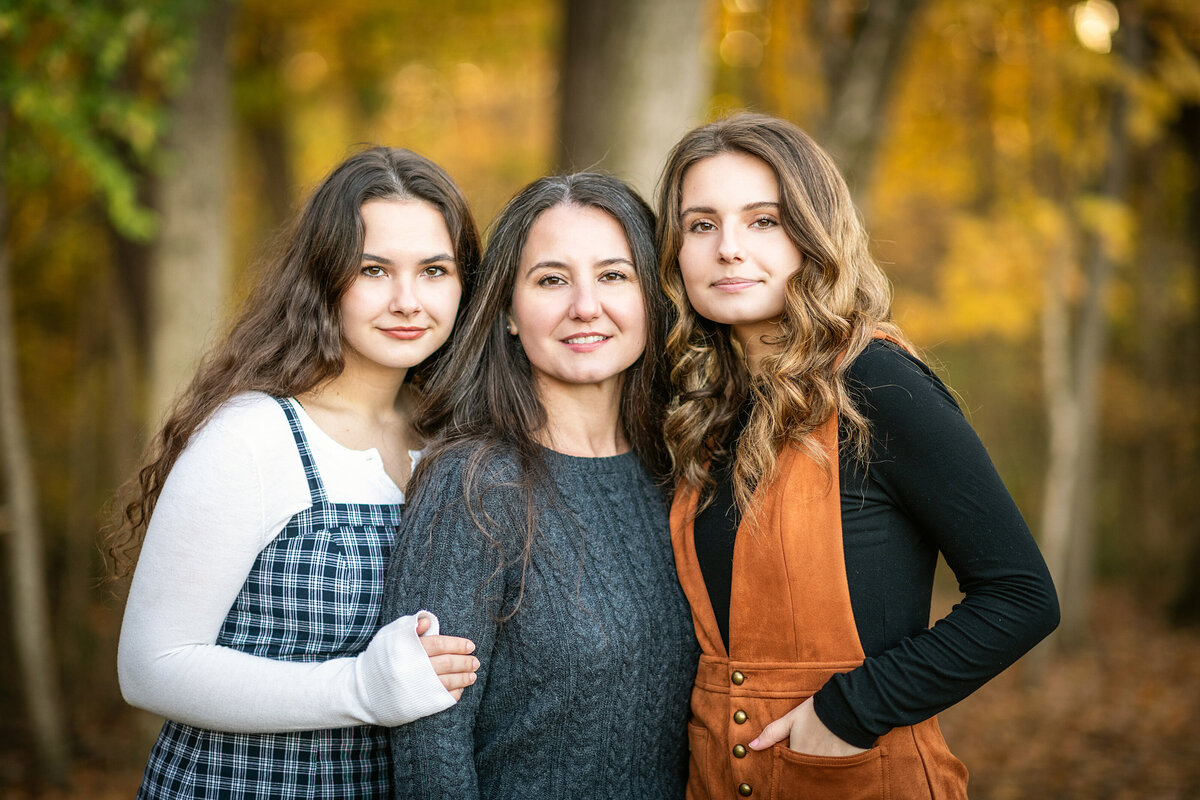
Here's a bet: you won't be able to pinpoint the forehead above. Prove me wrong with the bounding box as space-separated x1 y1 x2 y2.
360 199 453 247
680 151 779 206
521 204 630 260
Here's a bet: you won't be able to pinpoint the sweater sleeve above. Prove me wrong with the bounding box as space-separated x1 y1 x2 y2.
117 400 454 732
385 450 520 799
812 343 1060 747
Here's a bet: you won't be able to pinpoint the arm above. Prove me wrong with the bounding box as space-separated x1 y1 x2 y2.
756 343 1059 752
117 400 465 732
817 343 1059 746
385 452 518 799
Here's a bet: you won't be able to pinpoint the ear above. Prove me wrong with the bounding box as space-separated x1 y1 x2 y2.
506 311 518 336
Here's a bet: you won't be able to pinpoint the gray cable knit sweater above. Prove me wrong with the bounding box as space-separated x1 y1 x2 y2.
383 445 699 799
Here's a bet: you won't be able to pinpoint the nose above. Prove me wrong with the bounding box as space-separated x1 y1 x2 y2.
390 275 421 316
717 226 743 263
569 282 600 321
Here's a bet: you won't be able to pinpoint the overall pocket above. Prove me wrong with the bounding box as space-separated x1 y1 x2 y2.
769 741 889 800
686 720 714 800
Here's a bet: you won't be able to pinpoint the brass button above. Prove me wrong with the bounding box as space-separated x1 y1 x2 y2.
731 670 745 685
738 783 753 796
732 744 747 758
733 709 748 724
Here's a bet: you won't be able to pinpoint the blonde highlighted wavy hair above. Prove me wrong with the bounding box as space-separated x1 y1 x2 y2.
656 112 911 517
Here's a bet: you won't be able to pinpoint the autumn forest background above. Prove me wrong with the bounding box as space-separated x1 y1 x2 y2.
2 0 1199 797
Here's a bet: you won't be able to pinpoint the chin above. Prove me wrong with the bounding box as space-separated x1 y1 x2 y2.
558 368 623 386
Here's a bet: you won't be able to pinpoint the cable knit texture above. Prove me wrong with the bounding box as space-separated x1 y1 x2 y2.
384 447 699 799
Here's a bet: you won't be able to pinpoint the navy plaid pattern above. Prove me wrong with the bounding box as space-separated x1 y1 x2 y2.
137 397 404 799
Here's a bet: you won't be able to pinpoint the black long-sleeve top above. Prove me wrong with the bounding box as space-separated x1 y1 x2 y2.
694 339 1059 748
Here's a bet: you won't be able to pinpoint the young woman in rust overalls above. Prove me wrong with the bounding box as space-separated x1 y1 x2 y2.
655 112 1060 800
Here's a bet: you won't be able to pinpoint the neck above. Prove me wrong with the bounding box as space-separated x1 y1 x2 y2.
302 355 408 419
732 321 781 377
534 377 628 457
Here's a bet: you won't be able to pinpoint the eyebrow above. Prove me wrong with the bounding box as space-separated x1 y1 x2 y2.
680 201 779 216
361 252 457 266
524 256 634 278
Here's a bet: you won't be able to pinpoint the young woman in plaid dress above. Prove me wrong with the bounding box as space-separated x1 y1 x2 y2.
111 147 482 798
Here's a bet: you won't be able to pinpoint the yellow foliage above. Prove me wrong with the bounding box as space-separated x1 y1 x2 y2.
1075 194 1136 264
930 211 1047 342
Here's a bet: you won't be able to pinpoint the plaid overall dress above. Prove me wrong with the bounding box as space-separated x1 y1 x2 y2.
137 397 403 798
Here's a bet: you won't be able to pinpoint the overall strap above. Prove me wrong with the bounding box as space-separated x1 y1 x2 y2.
273 396 327 506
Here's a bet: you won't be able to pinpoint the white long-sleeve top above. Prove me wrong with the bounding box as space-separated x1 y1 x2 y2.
117 392 455 733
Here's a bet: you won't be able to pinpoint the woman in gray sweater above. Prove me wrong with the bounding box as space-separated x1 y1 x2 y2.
382 173 699 799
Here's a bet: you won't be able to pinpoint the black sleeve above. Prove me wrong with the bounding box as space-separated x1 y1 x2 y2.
812 341 1060 747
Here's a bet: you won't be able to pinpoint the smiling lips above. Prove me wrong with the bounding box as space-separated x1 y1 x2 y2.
562 333 611 352
712 276 759 292
381 326 427 340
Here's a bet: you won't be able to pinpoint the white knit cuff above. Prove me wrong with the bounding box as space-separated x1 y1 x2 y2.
356 610 457 727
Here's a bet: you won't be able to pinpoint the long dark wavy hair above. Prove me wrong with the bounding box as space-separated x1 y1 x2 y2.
408 172 670 616
657 113 911 518
108 146 481 577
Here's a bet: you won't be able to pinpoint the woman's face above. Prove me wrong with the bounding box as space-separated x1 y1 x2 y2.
676 151 803 353
339 199 463 379
509 203 647 396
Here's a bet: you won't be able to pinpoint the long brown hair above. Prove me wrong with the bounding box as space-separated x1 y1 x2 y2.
108 146 480 577
408 172 670 617
656 112 911 517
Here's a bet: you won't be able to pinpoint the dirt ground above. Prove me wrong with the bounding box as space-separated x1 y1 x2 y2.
938 588 1200 800
4 586 1199 799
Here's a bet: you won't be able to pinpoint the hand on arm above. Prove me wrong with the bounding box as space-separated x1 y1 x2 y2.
414 614 478 701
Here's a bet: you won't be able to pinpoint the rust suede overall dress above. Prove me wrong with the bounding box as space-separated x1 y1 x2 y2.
671 397 970 799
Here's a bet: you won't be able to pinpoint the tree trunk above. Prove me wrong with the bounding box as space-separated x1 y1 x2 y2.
248 120 294 234
1036 217 1078 656
816 0 925 197
148 0 234 425
1134 148 1170 593
557 0 711 199
1036 9 1140 660
0 111 70 783
61 289 103 691
1168 101 1200 626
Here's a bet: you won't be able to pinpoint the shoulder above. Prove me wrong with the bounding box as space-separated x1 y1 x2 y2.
177 392 303 488
417 440 520 485
406 440 523 514
844 340 959 419
156 393 309 541
396 441 524 565
198 392 289 439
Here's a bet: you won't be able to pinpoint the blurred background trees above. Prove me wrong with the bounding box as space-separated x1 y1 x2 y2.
1 0 1198 795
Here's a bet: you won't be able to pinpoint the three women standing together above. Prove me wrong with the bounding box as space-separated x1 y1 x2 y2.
116 113 1058 799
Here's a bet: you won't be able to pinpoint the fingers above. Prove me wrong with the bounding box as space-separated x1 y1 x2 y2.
435 665 478 693
420 635 479 697
420 635 476 657
414 615 432 636
428 653 480 677
748 713 792 750
428 652 479 694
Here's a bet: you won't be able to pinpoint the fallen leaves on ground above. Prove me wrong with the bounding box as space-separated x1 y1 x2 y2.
940 587 1200 799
